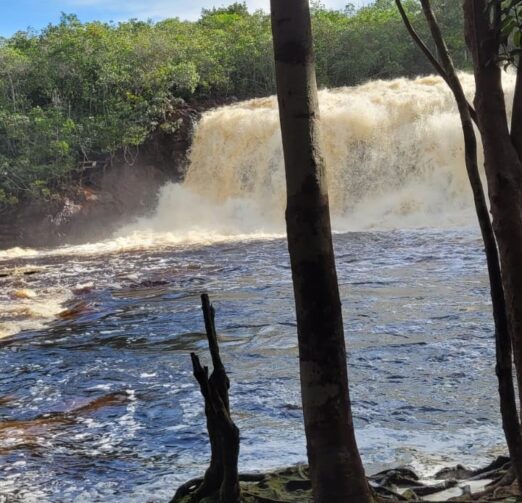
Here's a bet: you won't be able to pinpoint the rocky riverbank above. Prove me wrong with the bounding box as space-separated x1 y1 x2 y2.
0 163 171 249
171 458 520 502
0 98 238 250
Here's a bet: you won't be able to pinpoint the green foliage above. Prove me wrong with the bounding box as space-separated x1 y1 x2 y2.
488 0 522 66
0 2 467 209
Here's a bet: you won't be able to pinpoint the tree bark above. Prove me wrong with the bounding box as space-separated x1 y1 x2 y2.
395 0 522 483
189 352 223 499
510 63 522 157
394 0 477 123
172 294 240 503
463 0 522 481
270 2 373 502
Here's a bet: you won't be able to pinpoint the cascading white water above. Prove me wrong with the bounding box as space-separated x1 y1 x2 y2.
0 73 514 492
0 71 516 264
127 72 515 239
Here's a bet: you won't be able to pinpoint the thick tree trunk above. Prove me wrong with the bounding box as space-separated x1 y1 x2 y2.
464 0 522 477
511 63 522 157
270 2 373 502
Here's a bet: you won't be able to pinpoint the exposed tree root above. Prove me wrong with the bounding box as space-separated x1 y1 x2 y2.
173 458 522 503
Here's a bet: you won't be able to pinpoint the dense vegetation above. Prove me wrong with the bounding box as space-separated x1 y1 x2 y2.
0 0 466 209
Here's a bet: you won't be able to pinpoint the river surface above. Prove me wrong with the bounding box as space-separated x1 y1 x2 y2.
0 228 506 502
0 73 515 502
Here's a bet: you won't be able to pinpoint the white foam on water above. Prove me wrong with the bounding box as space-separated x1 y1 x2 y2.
0 288 72 339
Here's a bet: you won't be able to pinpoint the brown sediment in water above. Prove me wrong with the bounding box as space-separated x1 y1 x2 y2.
58 300 92 319
0 392 130 454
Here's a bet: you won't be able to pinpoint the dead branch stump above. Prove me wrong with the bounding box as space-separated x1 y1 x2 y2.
171 294 240 503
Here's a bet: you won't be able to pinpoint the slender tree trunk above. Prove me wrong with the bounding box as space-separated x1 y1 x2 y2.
270 2 372 502
421 0 522 483
464 0 522 464
396 0 522 483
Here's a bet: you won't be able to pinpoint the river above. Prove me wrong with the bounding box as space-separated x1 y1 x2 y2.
0 73 513 501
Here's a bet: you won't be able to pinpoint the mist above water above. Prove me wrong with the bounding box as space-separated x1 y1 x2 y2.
2 72 516 261
1 73 516 338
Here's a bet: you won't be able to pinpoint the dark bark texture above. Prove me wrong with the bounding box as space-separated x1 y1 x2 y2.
462 0 522 482
270 2 373 502
170 294 240 503
396 0 522 483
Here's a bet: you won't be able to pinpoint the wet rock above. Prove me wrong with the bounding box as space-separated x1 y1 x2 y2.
436 464 474 480
58 301 90 319
410 479 458 496
472 456 511 478
370 467 422 488
285 479 311 491
0 267 43 278
133 279 169 288
72 282 95 295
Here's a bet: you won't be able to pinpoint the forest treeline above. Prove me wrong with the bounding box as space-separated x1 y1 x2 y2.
0 0 466 209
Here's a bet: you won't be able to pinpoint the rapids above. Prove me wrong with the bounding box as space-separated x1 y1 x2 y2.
0 73 515 501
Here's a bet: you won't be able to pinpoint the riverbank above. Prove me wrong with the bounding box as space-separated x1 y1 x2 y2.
171 459 520 502
0 98 239 250
0 162 171 249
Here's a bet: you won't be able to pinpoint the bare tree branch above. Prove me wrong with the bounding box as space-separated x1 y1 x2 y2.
395 0 477 124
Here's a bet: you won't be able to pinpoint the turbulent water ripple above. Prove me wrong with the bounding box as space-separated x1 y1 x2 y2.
0 228 506 502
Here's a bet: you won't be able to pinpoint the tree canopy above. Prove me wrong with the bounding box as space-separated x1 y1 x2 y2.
0 1 467 209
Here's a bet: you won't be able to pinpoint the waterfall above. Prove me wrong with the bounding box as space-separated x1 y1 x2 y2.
128 72 514 239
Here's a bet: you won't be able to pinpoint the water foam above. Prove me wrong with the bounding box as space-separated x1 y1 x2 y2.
0 286 71 339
